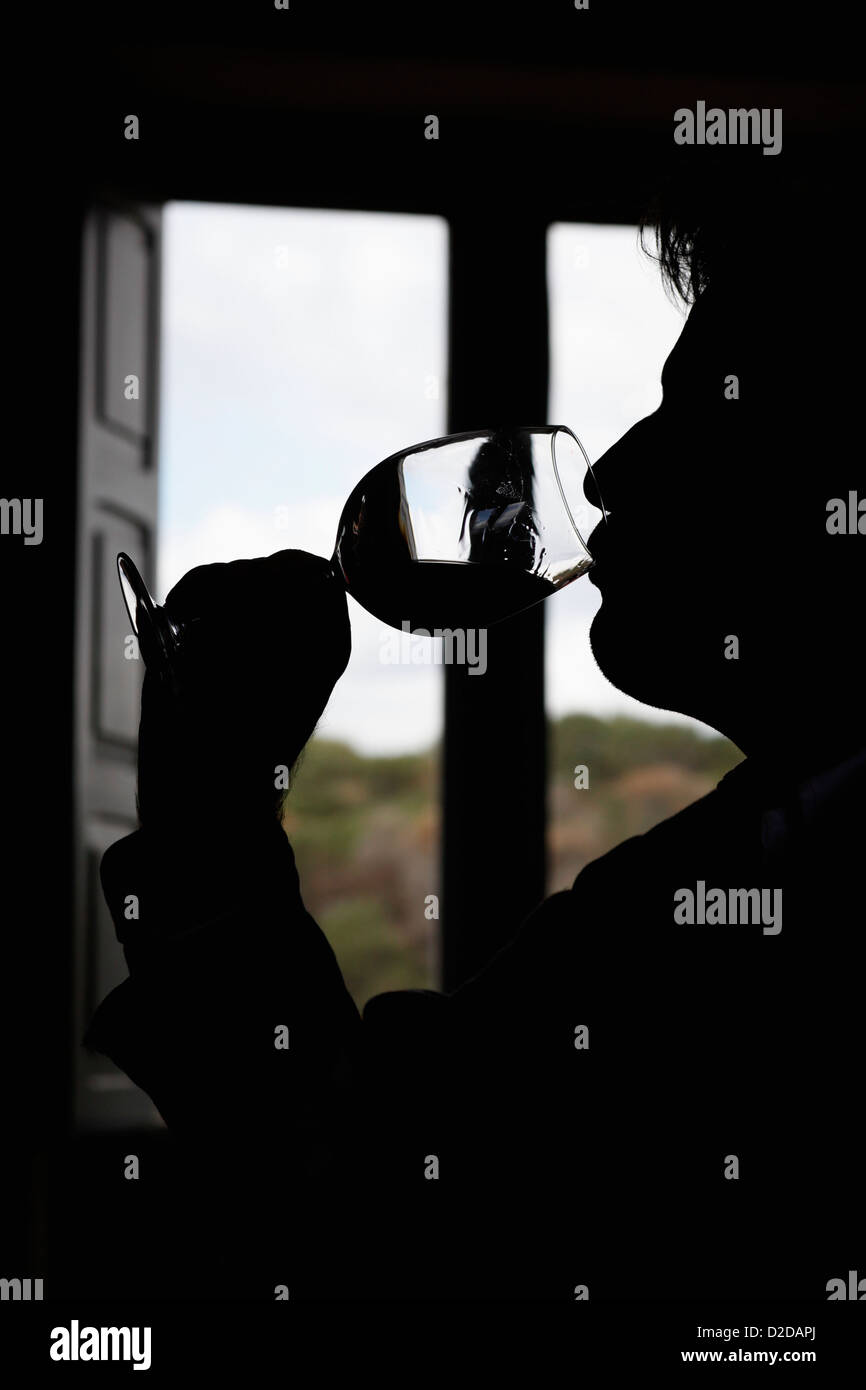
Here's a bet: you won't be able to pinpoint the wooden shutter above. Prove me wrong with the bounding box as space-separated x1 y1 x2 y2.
74 205 163 1128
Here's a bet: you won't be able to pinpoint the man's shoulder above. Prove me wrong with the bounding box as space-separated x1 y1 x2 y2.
573 780 734 897
459 784 733 1005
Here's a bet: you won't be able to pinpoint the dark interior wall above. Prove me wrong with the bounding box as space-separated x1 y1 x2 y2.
5 19 862 1292
73 44 862 219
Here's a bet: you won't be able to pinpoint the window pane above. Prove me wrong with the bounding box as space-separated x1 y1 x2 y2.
546 222 741 895
159 203 448 1006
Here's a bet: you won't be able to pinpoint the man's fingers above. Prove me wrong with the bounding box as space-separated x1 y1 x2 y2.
165 549 334 621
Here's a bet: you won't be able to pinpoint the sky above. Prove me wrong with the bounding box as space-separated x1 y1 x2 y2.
545 222 692 725
158 203 707 754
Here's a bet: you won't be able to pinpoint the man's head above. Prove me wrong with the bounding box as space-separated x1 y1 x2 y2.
586 153 862 756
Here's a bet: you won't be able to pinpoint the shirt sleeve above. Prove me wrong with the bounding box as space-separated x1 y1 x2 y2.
83 818 364 1165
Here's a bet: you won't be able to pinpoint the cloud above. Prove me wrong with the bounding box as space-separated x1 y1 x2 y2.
158 498 344 594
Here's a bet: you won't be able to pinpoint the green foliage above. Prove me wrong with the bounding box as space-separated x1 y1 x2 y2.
286 737 437 868
318 896 430 1003
286 713 742 1008
550 713 742 783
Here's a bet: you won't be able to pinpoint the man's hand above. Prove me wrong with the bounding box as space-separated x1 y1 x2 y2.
136 549 351 834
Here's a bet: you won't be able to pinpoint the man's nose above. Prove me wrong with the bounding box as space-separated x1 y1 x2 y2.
585 411 660 515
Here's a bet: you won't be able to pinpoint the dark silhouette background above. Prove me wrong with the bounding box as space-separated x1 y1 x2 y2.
4 16 864 1316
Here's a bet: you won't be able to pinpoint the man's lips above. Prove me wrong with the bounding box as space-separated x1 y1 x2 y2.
587 519 610 581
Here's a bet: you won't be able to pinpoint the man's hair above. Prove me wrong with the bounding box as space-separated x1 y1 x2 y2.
639 148 826 306
637 146 862 634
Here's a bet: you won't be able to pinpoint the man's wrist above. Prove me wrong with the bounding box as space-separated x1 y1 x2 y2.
101 814 298 958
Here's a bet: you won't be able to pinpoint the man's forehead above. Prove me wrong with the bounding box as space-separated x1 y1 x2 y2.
676 285 740 342
661 285 754 386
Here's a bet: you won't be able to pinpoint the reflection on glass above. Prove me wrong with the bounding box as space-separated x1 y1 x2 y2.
333 426 606 632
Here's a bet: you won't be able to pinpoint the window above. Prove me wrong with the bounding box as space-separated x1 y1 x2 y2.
77 202 740 1129
546 222 741 894
159 203 449 1008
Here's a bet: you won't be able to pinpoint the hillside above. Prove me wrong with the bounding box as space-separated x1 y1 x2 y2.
284 715 743 1008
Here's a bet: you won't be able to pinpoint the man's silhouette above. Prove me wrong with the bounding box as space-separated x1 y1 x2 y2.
84 158 864 1301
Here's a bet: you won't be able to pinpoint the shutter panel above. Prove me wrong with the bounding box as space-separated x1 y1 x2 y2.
74 205 163 1128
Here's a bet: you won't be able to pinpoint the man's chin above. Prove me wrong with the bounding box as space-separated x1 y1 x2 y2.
588 607 687 716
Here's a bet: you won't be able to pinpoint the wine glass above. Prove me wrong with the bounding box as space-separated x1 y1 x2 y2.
117 425 605 684
332 425 604 631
